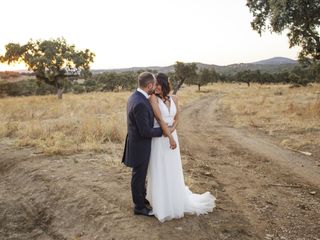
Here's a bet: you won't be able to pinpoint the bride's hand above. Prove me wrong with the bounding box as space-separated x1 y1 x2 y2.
169 137 177 150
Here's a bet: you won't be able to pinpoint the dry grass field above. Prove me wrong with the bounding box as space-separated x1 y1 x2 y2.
1 83 319 240
1 83 318 156
0 86 209 155
219 83 320 156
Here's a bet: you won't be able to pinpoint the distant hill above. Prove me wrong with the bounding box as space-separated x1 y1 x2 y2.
216 64 297 76
92 65 174 74
6 57 297 76
251 57 297 65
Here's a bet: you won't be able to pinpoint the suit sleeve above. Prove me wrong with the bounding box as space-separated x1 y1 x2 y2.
133 103 162 138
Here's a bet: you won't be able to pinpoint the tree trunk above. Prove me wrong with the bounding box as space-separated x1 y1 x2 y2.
55 78 64 99
57 88 64 99
173 79 185 94
198 84 201 91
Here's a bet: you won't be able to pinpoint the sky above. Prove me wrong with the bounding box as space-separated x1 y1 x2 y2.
0 0 300 70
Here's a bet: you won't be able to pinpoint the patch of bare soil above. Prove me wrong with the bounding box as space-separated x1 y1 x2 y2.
0 94 319 240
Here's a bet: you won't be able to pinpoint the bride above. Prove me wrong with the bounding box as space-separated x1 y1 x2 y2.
147 73 216 222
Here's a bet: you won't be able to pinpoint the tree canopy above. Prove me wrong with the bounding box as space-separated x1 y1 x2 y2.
247 0 320 63
0 38 95 98
171 61 198 94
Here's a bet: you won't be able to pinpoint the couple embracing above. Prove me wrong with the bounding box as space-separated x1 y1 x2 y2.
122 72 215 223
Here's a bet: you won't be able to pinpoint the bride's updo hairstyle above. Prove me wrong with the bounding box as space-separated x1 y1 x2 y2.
155 73 171 99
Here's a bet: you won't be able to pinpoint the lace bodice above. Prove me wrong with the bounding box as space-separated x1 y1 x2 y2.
153 96 176 128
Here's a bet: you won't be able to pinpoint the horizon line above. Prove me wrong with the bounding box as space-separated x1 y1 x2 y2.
0 56 298 72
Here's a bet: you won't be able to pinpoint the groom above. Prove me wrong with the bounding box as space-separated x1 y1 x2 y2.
122 72 163 216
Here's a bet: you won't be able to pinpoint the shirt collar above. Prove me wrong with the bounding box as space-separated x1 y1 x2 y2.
137 88 149 99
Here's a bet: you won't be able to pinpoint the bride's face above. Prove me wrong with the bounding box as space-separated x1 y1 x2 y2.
155 81 162 95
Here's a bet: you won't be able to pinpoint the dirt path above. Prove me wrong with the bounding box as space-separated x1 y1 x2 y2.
178 94 320 240
0 94 319 240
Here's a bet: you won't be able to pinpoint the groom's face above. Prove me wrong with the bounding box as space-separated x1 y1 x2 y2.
146 80 156 95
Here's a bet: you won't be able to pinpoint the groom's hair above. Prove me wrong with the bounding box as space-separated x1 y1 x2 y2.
138 72 155 88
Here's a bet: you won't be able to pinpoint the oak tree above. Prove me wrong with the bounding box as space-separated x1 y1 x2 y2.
247 0 320 63
0 38 95 99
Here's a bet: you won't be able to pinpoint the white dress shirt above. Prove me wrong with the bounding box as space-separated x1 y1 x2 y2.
137 88 149 99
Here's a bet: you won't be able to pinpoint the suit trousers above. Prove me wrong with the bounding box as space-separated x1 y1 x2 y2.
131 162 148 210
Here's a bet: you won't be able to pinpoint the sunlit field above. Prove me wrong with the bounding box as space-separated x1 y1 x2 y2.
219 83 320 151
0 86 208 155
0 83 319 155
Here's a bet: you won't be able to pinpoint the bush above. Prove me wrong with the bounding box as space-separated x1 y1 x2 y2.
72 83 86 94
0 79 56 97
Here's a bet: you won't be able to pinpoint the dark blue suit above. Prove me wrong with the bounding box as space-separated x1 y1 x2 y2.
122 90 162 209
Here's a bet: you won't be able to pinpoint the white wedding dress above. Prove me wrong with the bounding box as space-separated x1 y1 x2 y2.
146 96 216 222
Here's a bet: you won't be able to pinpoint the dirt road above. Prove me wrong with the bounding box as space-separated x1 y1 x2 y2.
179 94 320 240
0 94 319 240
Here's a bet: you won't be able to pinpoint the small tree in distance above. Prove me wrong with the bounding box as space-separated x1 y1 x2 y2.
0 38 95 99
195 68 218 91
171 61 198 94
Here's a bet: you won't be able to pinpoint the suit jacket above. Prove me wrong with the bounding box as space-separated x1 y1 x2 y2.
122 90 162 168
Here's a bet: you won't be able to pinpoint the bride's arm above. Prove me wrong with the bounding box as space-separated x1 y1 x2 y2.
170 95 179 133
149 94 177 149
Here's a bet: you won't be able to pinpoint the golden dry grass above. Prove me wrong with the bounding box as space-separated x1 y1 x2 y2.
0 92 128 155
217 83 320 151
0 83 319 155
0 86 206 155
